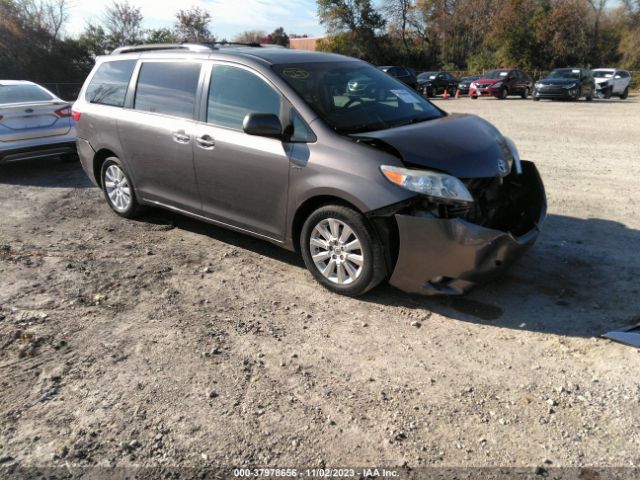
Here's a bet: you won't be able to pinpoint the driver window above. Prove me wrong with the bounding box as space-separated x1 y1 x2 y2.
208 65 281 130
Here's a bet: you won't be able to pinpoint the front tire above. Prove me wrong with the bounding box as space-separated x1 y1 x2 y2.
521 88 529 99
498 88 508 100
604 87 612 99
620 87 629 100
300 205 386 296
100 157 144 219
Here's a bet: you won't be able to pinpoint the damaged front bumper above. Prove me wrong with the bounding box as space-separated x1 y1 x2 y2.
384 160 546 296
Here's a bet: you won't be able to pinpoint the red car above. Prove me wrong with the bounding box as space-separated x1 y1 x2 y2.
470 69 532 99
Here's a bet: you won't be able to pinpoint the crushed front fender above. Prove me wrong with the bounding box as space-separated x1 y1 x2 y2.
388 160 546 296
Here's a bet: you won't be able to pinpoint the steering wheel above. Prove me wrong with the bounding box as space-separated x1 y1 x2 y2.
343 97 364 109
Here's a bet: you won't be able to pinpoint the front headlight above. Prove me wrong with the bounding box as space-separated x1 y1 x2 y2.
564 82 578 89
599 81 608 87
503 136 523 175
380 165 474 203
492 81 503 88
535 82 543 88
470 82 477 88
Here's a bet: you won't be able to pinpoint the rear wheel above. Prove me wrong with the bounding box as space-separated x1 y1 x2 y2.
100 157 144 219
620 87 629 100
300 205 386 297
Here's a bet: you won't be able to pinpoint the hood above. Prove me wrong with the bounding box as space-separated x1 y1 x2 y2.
537 77 580 86
353 114 511 178
475 78 503 86
594 77 611 85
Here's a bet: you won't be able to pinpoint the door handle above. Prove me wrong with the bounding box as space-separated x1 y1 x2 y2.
196 135 215 149
172 131 190 144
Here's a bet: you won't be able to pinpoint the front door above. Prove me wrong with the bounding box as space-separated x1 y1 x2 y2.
192 64 290 241
117 60 203 213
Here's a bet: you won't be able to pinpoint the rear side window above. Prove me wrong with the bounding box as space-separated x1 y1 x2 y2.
0 84 53 104
134 62 201 119
207 65 281 130
85 60 136 107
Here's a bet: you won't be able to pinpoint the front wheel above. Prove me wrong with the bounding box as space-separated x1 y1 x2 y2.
521 88 529 99
498 88 508 100
300 205 386 296
620 87 629 100
604 87 612 99
100 157 144 219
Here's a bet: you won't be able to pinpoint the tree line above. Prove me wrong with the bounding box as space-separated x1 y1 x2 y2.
2 0 638 92
317 0 640 72
0 0 292 87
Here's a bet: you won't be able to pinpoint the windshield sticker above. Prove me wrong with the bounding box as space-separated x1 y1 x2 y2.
282 68 310 80
499 72 508 76
390 89 420 103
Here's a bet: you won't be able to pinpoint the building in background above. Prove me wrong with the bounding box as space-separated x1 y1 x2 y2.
289 36 325 51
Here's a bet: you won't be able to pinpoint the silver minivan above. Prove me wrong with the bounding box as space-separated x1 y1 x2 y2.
73 44 546 297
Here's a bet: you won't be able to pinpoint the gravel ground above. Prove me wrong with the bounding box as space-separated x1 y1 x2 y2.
1 96 639 479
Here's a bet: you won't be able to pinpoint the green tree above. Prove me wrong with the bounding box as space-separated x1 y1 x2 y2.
317 0 386 62
267 27 289 47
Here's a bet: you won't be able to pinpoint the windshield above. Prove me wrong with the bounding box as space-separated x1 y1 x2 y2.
548 69 580 79
483 70 509 79
274 62 444 134
592 70 613 78
417 72 438 81
0 84 53 104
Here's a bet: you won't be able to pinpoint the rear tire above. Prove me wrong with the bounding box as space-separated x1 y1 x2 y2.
620 87 629 100
100 157 145 219
300 205 386 297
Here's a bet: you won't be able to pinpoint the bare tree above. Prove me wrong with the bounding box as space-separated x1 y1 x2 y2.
103 1 144 46
587 0 609 64
17 0 69 39
175 6 213 43
233 30 266 44
384 0 414 54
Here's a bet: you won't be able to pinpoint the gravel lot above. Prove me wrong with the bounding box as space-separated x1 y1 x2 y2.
1 96 639 479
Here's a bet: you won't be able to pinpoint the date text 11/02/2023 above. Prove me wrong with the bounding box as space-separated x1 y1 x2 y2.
233 468 400 478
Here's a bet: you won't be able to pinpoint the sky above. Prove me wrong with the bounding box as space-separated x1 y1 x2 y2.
64 0 325 39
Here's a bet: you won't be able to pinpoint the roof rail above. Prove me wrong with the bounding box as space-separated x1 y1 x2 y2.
110 43 215 55
110 41 277 55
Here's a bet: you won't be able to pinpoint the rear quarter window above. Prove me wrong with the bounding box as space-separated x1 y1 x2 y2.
0 84 53 104
85 60 136 107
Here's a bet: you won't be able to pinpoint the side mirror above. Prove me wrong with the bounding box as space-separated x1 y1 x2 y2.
243 113 282 138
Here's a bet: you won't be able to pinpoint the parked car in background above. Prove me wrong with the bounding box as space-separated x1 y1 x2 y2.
0 80 76 164
73 44 546 297
470 69 532 99
457 75 480 95
533 68 595 101
378 66 418 90
591 68 631 99
417 71 459 97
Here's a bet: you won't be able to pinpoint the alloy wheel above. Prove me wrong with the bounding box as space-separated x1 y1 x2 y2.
104 165 131 212
309 218 363 285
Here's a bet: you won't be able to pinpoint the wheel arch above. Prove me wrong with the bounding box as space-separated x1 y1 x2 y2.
291 195 362 253
92 149 118 187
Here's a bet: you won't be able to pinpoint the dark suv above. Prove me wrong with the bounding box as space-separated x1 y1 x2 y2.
73 44 546 297
378 66 418 90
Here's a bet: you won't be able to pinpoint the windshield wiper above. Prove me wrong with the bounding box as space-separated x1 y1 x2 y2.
388 115 435 128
